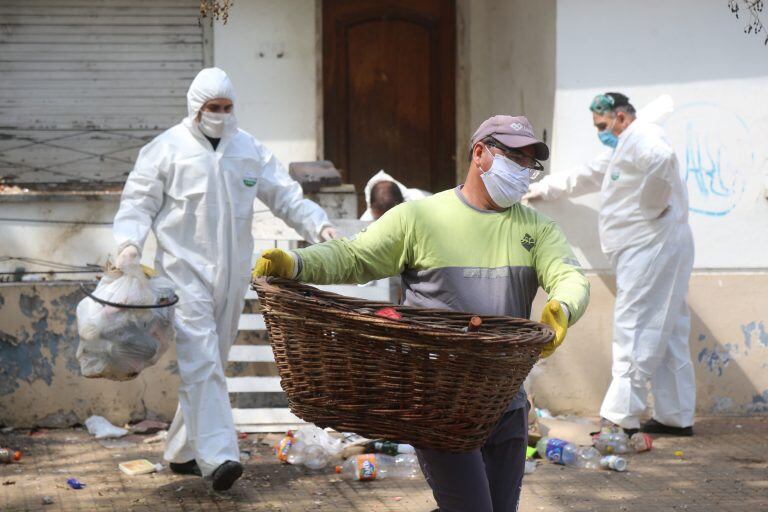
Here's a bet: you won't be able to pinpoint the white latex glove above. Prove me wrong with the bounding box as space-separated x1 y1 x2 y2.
320 226 338 241
115 245 140 271
523 182 545 202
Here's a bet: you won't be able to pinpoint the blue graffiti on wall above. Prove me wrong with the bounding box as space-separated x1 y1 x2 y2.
664 103 753 216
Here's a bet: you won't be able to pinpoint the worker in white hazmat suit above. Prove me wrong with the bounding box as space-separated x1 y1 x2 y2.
360 170 431 221
112 67 337 490
525 92 695 436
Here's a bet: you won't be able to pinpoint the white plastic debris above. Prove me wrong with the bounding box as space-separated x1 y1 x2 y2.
85 415 128 439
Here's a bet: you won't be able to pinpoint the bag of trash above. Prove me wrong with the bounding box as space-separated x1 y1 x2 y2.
76 266 176 381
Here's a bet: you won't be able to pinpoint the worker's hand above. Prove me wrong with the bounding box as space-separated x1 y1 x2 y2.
252 248 296 279
320 226 338 241
115 244 140 271
539 300 569 358
522 182 544 202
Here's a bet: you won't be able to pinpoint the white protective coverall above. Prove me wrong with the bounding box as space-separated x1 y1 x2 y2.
113 68 332 476
528 118 695 429
359 170 431 221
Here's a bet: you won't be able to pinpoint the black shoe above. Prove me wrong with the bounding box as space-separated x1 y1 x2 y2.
640 419 694 436
169 459 202 477
211 460 243 491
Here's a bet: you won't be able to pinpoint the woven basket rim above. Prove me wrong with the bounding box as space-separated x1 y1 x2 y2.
253 277 555 346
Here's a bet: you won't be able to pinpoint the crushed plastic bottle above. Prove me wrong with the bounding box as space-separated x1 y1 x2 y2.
630 433 653 452
536 437 601 469
335 454 420 481
600 455 628 472
593 431 631 454
280 425 343 469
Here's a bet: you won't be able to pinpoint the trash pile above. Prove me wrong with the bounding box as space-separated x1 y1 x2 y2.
273 424 419 481
525 406 654 473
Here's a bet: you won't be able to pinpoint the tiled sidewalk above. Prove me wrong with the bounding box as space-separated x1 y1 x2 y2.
1 416 766 512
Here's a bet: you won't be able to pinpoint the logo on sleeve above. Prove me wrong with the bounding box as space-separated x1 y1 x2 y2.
521 233 536 252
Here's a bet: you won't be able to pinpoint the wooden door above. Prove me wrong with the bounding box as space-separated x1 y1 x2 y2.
323 0 456 213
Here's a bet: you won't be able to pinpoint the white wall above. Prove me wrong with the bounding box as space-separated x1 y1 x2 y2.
457 0 556 179
213 0 318 165
539 0 768 270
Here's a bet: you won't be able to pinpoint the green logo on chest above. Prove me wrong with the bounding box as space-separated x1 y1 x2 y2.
243 178 257 187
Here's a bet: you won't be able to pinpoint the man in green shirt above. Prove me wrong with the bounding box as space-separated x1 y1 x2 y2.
254 115 590 511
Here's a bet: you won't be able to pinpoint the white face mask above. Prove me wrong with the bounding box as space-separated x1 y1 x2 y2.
479 146 531 208
198 111 237 138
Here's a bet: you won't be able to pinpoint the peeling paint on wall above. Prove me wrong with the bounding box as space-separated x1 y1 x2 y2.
0 286 81 395
747 390 768 413
697 345 732 377
741 321 768 351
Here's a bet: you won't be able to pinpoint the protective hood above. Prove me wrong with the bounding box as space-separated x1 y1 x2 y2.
186 67 236 118
363 170 410 211
183 67 238 139
359 170 432 221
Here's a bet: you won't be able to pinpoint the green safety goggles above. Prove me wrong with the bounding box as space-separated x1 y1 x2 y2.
590 94 615 115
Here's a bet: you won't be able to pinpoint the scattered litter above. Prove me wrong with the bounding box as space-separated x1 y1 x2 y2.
238 432 249 439
142 430 168 444
1 427 14 434
524 460 537 474
394 496 402 502
341 439 415 458
674 450 684 458
275 425 343 470
175 486 184 492
42 496 54 505
240 450 252 462
66 478 86 490
119 459 160 476
85 416 128 439
0 448 22 463
600 455 628 472
535 408 554 419
129 420 168 435
2 481 15 486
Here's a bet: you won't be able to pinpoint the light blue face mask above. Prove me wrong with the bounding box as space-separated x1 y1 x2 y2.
598 129 618 148
598 118 618 148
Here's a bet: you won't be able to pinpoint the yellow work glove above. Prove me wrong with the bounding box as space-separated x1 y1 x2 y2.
539 300 568 358
252 248 296 279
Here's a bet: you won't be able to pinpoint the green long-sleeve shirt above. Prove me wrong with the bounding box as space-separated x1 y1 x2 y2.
295 187 590 409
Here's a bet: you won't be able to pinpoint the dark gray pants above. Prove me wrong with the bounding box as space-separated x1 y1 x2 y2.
416 406 528 512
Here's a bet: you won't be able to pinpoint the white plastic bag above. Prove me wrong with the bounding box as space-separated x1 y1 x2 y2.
76 267 176 381
85 415 128 439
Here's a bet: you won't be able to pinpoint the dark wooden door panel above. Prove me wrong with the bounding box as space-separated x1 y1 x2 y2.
323 0 456 213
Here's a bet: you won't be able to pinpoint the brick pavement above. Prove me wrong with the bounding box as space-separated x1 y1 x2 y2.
1 416 766 512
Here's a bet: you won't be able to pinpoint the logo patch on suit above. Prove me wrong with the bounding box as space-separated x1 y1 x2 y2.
521 233 536 252
243 173 257 187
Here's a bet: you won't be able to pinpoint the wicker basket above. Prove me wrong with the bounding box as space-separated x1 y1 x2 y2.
254 277 554 452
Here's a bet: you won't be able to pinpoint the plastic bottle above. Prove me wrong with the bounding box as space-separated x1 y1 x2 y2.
0 448 21 464
274 431 294 463
630 433 653 452
302 444 329 470
335 454 420 481
593 431 631 454
342 440 416 458
600 455 628 472
536 437 601 469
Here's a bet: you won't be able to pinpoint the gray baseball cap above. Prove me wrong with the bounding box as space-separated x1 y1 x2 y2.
469 115 549 161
